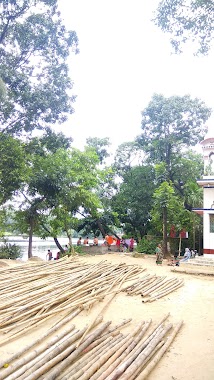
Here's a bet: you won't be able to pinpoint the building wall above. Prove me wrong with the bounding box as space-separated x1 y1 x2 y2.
203 187 214 255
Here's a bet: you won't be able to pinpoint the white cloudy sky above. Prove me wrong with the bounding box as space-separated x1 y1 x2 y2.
58 0 214 152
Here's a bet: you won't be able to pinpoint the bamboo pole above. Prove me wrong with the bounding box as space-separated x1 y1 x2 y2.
26 321 111 380
145 280 184 302
134 321 183 380
1 327 81 380
0 309 81 374
93 321 151 380
127 340 165 380
118 324 173 380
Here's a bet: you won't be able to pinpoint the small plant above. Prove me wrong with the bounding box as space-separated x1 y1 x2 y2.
0 241 22 259
136 237 159 255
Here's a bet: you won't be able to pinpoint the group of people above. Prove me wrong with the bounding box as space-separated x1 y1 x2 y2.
76 235 135 252
46 249 60 261
155 243 198 266
76 236 98 246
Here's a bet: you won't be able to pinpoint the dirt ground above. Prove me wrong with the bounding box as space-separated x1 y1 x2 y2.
1 253 214 380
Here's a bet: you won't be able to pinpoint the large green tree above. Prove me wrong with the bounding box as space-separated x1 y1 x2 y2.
0 134 26 204
0 0 78 134
155 0 214 54
18 145 101 257
112 165 156 239
138 94 211 166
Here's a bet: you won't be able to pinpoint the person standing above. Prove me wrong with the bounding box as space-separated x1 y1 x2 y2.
116 238 121 252
77 237 82 246
46 249 53 261
129 237 135 252
155 244 163 265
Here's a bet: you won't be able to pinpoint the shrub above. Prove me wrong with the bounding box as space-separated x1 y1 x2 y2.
0 241 22 259
136 237 159 255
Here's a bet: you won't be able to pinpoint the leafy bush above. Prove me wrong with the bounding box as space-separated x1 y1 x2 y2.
0 241 22 259
61 245 84 256
136 237 159 255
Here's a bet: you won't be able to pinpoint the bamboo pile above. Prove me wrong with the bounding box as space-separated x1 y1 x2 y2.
0 257 145 343
0 313 183 380
123 274 184 302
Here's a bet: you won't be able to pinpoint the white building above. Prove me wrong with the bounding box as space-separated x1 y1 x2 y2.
194 138 214 257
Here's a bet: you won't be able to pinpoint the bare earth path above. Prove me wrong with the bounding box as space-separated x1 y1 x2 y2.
0 253 214 380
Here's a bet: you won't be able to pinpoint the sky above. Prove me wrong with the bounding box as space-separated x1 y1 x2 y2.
58 0 214 154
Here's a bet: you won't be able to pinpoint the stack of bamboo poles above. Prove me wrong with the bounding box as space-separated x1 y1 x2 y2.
0 257 145 344
0 313 183 380
124 274 184 302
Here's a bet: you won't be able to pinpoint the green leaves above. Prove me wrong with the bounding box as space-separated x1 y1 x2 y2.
0 0 78 134
137 94 211 171
154 0 214 55
0 134 26 204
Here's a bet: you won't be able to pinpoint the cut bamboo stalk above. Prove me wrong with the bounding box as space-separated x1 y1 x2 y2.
58 335 118 380
1 327 80 380
141 276 167 296
104 314 170 380
127 340 165 380
0 309 81 368
145 280 184 302
134 321 183 380
92 321 151 380
118 324 173 380
62 334 126 380
27 321 111 380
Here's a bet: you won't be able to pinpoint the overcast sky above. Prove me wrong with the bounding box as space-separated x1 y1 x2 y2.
58 0 214 153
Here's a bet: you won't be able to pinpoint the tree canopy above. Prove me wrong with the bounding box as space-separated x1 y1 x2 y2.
0 0 78 135
154 0 214 54
137 93 211 170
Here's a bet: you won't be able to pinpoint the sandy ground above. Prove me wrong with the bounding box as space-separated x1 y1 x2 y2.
1 253 214 380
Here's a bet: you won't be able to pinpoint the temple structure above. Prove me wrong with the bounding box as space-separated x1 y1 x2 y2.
194 137 214 257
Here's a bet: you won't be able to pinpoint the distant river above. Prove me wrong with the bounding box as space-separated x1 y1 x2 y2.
5 236 98 261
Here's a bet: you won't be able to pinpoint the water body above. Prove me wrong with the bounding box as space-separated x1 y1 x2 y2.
6 236 98 261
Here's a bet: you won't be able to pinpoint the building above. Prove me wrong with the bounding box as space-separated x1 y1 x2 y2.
194 138 214 257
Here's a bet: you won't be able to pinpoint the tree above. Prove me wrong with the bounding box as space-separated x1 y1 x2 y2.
0 134 26 204
113 141 144 175
154 0 214 54
18 146 101 257
0 0 78 135
112 165 156 239
86 137 111 164
0 77 6 101
137 94 210 199
138 94 211 167
152 181 187 256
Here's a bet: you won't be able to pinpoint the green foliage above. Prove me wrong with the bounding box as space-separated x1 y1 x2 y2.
113 141 144 175
137 237 159 255
138 94 211 167
112 165 156 238
154 0 214 55
86 137 111 164
0 240 22 259
0 134 26 204
0 77 6 101
0 0 78 135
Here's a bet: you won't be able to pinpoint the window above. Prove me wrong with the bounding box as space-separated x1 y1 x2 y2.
210 214 214 233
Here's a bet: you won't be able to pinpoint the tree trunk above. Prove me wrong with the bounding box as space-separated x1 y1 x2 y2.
53 237 64 253
97 220 107 238
28 218 34 259
162 207 168 257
